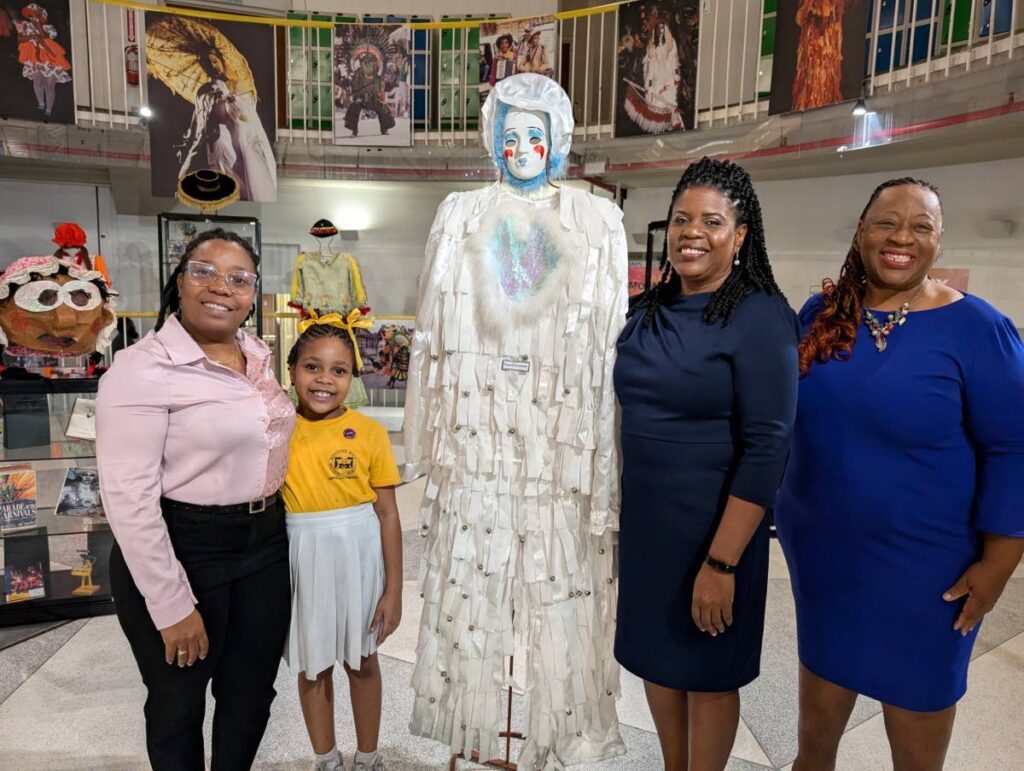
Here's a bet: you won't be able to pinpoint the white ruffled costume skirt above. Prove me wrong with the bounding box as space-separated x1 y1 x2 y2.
284 503 385 679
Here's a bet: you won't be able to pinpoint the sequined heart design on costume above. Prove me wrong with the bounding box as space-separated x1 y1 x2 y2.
486 218 561 303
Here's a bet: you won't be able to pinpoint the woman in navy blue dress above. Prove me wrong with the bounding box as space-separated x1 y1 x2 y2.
614 158 798 771
775 178 1024 771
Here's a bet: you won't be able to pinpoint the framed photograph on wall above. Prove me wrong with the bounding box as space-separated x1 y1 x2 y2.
332 23 412 146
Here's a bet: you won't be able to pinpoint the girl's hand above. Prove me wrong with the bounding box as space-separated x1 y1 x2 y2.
371 588 402 644
691 563 735 637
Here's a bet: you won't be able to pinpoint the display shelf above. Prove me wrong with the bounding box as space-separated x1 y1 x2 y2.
0 377 113 627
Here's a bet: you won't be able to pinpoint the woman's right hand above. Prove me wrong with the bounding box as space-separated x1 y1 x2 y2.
160 609 209 668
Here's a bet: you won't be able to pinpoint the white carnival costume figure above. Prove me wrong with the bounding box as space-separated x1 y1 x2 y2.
404 74 628 770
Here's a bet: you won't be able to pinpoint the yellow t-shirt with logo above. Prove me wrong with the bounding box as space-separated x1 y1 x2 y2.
281 409 401 514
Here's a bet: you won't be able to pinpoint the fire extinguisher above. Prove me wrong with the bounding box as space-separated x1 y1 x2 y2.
124 10 139 86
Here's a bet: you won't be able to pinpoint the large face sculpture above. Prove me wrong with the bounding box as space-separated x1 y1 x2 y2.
502 108 549 182
0 257 116 356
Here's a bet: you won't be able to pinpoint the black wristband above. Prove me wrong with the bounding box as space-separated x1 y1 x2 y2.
705 554 737 574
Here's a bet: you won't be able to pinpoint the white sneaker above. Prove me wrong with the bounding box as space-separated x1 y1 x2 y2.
351 755 384 770
314 752 343 771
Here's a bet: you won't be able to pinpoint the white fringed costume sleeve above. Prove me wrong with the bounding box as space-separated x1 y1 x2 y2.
404 182 628 770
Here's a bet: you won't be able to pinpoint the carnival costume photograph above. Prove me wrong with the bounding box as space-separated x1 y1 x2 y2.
0 1 72 119
145 14 277 202
404 73 628 770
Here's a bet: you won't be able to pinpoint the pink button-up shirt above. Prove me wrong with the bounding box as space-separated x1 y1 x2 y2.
96 315 295 629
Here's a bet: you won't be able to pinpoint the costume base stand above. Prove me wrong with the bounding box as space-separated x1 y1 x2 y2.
450 654 524 771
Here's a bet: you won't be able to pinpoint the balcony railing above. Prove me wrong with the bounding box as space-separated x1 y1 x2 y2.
63 0 1024 147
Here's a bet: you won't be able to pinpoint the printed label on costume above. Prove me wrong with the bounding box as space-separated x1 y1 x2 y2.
329 449 357 479
501 359 531 373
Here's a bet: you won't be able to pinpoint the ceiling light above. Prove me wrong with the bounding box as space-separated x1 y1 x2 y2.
851 99 868 117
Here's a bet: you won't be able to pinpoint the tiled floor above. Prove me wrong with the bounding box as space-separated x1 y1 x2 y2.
1 473 1022 770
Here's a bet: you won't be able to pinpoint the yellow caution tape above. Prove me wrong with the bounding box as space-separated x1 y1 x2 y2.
91 0 629 30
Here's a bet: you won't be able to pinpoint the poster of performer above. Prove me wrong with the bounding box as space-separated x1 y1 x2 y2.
145 12 277 201
355 317 414 390
615 0 699 137
0 0 74 123
333 23 411 147
478 16 556 105
769 0 868 115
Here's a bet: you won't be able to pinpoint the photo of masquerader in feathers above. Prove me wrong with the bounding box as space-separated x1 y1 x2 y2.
333 23 411 147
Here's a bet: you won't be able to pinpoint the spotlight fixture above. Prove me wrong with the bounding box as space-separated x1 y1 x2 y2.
139 105 153 118
851 98 868 117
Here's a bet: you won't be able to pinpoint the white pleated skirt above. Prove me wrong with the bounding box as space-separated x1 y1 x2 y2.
284 503 385 679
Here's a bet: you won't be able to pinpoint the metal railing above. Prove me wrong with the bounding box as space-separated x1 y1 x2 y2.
69 1 1023 143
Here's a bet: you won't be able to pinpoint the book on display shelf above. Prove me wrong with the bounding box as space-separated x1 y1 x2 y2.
63 398 97 442
54 467 104 528
0 466 37 532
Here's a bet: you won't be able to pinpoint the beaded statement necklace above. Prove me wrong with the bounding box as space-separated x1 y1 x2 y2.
863 284 926 352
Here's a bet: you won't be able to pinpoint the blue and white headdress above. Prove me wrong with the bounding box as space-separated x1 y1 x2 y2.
480 73 574 192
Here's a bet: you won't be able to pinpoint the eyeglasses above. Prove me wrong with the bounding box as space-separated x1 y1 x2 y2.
183 261 258 293
13 280 103 313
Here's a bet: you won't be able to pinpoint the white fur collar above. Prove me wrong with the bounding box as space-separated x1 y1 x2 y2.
469 203 578 341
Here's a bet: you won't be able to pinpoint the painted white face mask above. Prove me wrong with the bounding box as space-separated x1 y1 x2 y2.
502 109 549 182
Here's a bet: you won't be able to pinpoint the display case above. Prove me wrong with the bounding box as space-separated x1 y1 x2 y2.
0 378 115 626
157 212 264 336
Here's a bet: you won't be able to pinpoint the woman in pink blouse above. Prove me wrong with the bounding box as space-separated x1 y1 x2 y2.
96 229 295 770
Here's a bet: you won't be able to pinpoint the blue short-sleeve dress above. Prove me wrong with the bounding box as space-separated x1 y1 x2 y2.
613 290 799 691
775 293 1024 711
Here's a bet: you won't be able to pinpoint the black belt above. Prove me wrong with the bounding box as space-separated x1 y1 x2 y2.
160 491 282 517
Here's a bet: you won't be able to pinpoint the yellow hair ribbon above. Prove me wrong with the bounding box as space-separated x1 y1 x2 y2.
297 309 374 371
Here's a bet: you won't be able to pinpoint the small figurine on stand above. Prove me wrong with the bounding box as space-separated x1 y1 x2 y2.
0 255 118 378
52 222 111 286
71 550 100 596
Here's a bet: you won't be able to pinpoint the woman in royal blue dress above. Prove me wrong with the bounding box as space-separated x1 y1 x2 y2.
775 178 1024 770
614 157 798 770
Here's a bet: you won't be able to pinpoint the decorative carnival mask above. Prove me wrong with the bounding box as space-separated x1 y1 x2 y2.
481 73 574 193
0 256 117 356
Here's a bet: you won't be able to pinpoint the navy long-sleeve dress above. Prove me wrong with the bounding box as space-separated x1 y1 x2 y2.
613 290 799 691
775 293 1024 711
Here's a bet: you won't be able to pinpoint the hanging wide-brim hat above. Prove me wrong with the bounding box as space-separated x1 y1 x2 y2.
310 219 339 238
176 169 240 213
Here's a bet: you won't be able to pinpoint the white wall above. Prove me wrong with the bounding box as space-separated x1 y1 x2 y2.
621 158 1024 325
0 178 485 315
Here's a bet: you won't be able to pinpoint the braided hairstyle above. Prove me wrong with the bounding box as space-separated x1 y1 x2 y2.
797 177 942 375
287 320 359 376
641 156 784 327
155 228 260 330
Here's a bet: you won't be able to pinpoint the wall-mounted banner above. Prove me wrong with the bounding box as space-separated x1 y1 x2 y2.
769 0 869 115
0 0 74 124
333 23 412 147
478 15 557 105
146 13 278 201
615 0 699 137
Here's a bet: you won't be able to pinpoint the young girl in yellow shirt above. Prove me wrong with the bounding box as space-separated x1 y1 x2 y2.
281 313 403 771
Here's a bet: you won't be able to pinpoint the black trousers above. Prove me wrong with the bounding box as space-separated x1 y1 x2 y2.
110 497 291 771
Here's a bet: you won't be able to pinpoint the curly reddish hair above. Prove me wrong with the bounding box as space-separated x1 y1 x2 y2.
798 177 942 375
